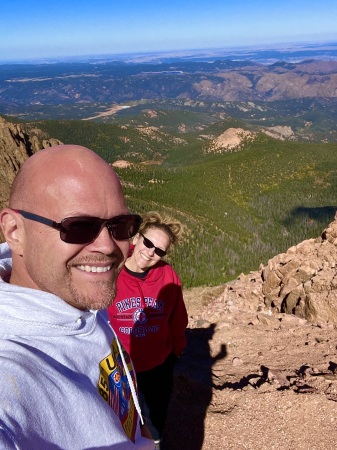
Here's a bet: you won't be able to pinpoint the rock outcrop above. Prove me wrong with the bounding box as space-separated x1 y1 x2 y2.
205 127 257 153
261 222 337 324
205 126 296 154
190 213 337 326
0 116 62 211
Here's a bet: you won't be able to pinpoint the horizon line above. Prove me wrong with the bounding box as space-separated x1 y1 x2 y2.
1 39 337 65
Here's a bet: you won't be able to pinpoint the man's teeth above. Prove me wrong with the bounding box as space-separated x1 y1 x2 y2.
78 265 112 273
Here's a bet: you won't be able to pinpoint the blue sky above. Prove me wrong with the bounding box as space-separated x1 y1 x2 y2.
1 0 336 61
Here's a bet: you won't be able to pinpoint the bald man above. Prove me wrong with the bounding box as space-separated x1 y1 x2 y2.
0 145 154 449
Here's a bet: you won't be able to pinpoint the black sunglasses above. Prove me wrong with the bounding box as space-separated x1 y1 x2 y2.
139 232 167 257
13 209 142 244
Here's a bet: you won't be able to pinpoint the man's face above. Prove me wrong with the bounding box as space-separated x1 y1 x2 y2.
17 171 130 310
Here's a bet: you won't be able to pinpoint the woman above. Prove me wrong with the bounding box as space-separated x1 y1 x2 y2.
108 211 188 449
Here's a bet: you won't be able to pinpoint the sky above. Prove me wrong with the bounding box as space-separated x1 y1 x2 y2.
1 0 336 62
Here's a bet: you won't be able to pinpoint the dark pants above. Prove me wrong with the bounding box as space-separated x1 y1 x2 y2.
137 353 176 441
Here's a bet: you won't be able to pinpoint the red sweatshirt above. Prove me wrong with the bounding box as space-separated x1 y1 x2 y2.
108 260 188 372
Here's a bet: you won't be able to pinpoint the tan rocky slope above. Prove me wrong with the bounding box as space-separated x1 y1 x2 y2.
164 217 337 450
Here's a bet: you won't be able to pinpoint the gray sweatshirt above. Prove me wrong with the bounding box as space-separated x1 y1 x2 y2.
0 243 154 450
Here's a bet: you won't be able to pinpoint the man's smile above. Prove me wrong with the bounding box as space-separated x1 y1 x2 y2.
77 264 112 273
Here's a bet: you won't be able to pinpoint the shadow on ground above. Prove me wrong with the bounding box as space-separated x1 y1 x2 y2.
162 324 227 450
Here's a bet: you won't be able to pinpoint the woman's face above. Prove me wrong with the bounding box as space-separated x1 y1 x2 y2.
130 228 171 272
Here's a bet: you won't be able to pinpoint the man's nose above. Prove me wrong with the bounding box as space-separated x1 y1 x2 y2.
89 223 119 252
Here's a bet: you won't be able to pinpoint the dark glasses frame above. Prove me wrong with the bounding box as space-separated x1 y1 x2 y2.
139 232 167 257
12 209 142 244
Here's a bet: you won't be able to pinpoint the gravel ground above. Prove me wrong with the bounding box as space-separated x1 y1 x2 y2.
161 286 337 450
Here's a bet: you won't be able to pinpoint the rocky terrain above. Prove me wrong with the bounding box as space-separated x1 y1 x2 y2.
192 60 337 102
164 217 337 449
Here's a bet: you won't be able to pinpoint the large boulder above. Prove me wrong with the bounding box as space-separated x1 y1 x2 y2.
261 216 337 324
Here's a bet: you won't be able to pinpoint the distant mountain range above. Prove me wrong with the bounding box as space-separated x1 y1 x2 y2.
1 58 337 111
1 56 337 143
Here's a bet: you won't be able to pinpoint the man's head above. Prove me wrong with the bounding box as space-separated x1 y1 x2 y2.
0 144 135 310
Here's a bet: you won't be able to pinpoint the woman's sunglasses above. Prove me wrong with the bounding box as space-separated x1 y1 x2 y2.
12 209 142 244
139 232 167 257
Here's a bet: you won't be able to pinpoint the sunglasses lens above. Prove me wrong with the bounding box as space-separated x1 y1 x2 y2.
142 236 153 249
108 215 142 240
155 248 167 257
142 234 167 257
60 217 101 244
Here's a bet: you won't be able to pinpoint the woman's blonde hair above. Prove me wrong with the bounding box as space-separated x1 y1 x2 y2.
140 211 183 246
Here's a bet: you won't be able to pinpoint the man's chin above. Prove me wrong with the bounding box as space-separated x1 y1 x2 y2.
69 282 116 310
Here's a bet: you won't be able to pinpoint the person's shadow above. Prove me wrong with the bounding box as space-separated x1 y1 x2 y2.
163 322 227 450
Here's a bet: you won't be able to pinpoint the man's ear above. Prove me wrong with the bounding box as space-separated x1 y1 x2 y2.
0 208 24 255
